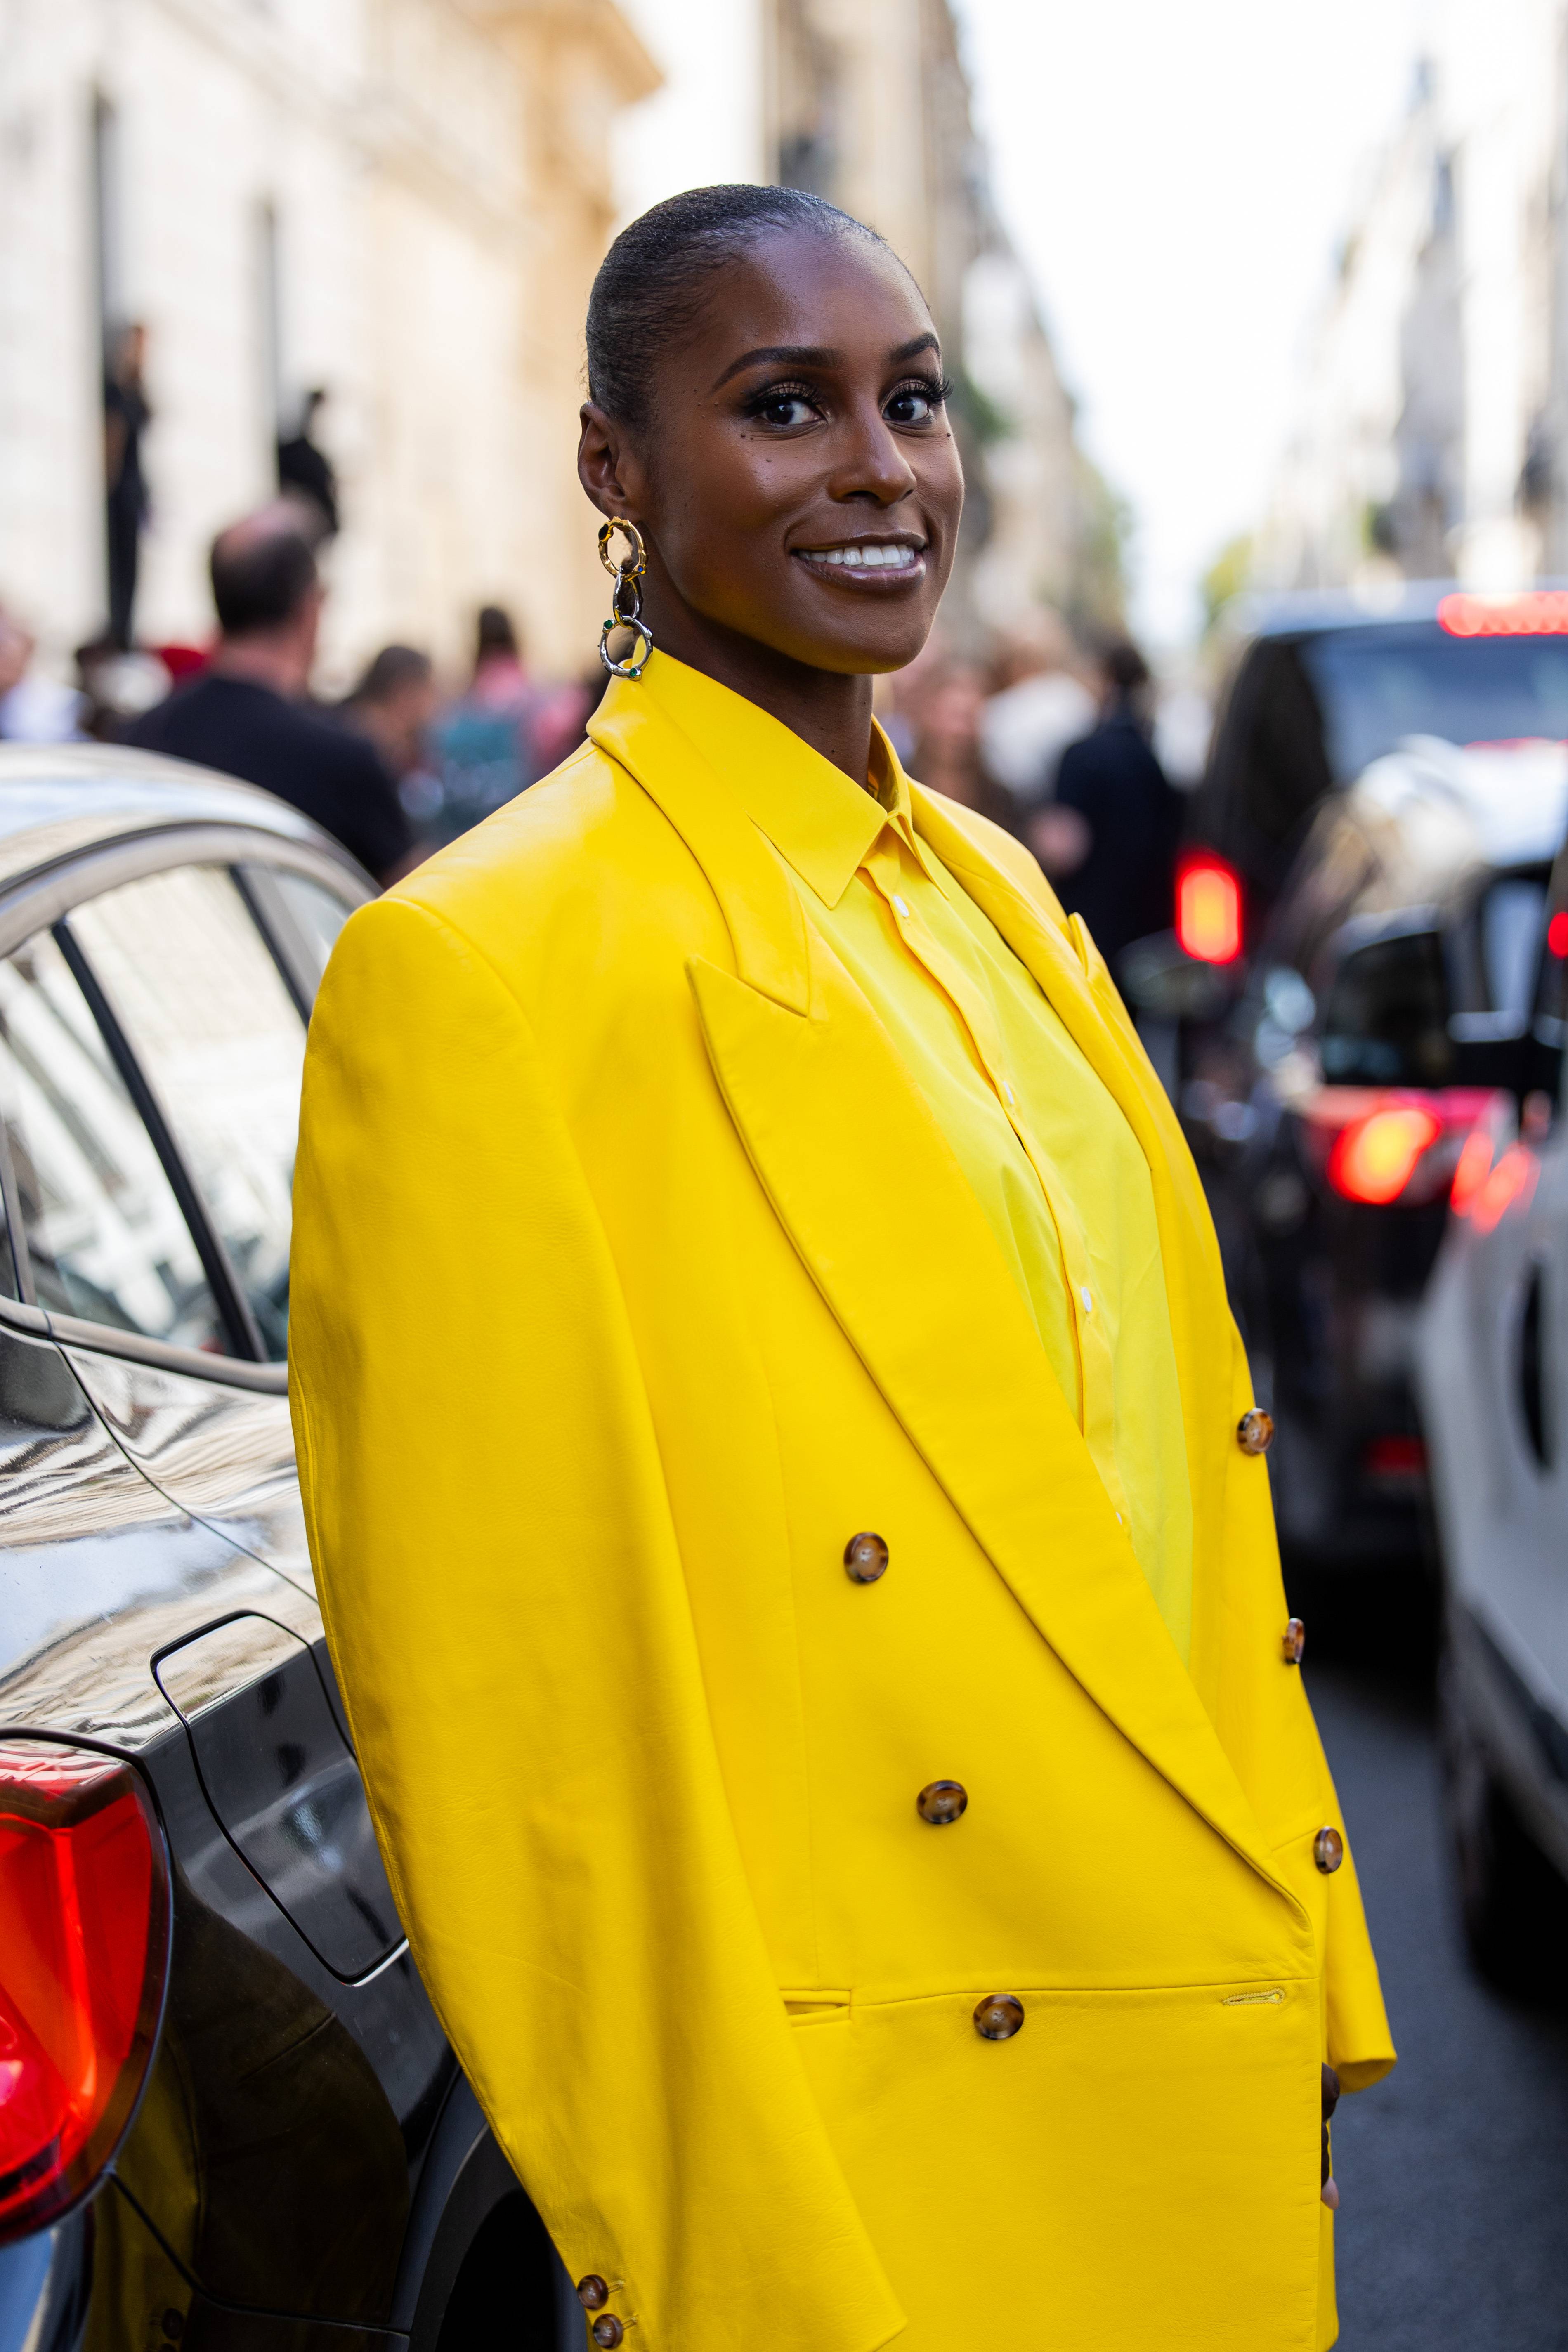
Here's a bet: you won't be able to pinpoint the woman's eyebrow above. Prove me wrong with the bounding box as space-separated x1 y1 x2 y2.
709 331 940 393
710 344 841 390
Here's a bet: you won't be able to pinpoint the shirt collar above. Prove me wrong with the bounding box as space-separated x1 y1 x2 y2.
633 652 914 909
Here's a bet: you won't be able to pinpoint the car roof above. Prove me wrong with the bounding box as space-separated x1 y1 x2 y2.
0 741 357 893
1230 578 1568 640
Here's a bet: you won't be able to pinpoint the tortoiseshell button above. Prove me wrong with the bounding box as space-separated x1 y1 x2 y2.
917 1779 968 1825
591 2319 625 2349
1283 1617 1306 1666
576 2277 610 2312
1313 1825 1344 1875
974 1993 1025 2040
844 1531 889 1584
1237 1408 1275 1455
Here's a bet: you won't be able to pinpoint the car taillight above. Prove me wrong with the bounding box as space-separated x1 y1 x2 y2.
1467 1142 1539 1235
1176 855 1243 965
1449 1126 1496 1214
0 1739 170 2243
1304 1085 1508 1209
1327 1104 1442 1204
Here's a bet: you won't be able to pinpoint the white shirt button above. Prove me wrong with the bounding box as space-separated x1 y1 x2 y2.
1000 1079 1015 1106
1079 1286 1093 1313
892 894 912 919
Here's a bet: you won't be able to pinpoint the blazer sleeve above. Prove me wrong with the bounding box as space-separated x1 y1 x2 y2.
288 895 905 2352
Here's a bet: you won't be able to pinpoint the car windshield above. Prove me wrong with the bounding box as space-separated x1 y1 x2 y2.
1300 623 1568 780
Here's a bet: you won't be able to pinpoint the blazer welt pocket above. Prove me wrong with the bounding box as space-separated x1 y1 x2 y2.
782 1990 851 2021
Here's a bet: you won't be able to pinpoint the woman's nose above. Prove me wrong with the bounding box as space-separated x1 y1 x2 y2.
824 406 920 505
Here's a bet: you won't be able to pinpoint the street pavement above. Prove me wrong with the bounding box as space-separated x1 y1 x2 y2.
1306 1614 1568 2350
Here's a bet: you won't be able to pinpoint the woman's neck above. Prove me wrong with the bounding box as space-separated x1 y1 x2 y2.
645 601 876 787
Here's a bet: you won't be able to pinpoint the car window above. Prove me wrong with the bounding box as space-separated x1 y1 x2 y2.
263 869 352 1001
67 867 306 1362
0 931 227 1348
1478 877 1547 1025
1300 624 1568 780
1320 928 1452 1085
1199 640 1334 890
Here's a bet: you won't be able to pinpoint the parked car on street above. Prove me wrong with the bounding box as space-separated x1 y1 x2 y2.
1179 583 1568 969
1418 826 1568 1991
0 746 575 2350
1171 735 1568 1571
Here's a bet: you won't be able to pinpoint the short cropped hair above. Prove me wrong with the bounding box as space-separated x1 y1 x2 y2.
586 183 898 431
210 520 318 637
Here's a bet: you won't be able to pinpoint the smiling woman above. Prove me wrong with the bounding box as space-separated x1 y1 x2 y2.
288 186 1394 2352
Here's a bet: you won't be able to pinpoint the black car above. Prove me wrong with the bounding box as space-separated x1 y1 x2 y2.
0 747 579 2350
1182 736 1565 1570
1181 582 1568 961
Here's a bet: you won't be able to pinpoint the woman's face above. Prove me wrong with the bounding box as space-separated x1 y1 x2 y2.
580 231 964 679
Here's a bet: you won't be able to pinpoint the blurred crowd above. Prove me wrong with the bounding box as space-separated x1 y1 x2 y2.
0 375 1193 957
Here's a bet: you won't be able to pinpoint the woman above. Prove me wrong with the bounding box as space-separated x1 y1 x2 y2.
290 187 1393 2352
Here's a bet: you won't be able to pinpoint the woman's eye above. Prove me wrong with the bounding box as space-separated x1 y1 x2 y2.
885 385 941 426
756 392 818 428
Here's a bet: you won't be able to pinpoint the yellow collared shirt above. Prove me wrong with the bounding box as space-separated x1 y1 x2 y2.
726 711 1193 1660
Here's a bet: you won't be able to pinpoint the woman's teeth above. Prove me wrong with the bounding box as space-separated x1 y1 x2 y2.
808 543 919 570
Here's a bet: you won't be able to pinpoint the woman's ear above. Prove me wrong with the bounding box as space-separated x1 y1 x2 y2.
578 402 646 522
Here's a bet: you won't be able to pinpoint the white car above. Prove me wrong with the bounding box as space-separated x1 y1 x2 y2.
1417 831 1568 1989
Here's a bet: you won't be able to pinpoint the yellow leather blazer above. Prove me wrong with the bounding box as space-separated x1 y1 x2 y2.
290 655 1394 2352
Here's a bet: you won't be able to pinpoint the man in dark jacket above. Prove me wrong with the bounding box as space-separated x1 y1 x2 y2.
1030 637 1181 972
130 506 413 885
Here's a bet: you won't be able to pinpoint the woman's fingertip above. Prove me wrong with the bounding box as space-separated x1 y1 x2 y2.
1322 2177 1340 2210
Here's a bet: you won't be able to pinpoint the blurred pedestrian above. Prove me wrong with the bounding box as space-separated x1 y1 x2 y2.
0 605 85 742
336 645 442 835
907 657 1015 826
276 389 340 540
129 505 414 884
979 610 1097 812
428 605 541 842
103 322 152 651
1030 635 1181 972
338 645 437 780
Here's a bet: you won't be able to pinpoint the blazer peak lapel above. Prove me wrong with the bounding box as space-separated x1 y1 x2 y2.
689 937 1294 1913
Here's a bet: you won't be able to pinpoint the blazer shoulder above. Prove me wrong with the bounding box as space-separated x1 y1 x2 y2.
387 738 701 936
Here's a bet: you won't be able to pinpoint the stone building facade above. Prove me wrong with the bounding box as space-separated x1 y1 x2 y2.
1259 0 1568 595
765 0 1119 637
0 0 658 685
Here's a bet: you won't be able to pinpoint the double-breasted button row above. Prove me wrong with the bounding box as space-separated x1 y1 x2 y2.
1314 1825 1344 1875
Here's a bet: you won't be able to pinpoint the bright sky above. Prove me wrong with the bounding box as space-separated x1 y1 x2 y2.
954 0 1428 644
614 0 1428 649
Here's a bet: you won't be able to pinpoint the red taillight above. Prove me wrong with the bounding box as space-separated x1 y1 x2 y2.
1548 909 1568 959
1437 590 1568 636
0 1740 170 2243
1176 856 1243 965
1363 1434 1428 1483
1327 1104 1442 1204
1470 1143 1539 1235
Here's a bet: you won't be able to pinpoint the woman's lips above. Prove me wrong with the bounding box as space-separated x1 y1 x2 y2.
792 541 928 589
